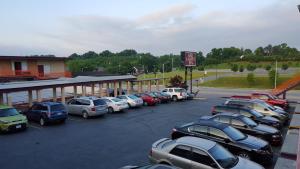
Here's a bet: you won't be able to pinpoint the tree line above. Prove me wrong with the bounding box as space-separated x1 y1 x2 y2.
67 43 300 74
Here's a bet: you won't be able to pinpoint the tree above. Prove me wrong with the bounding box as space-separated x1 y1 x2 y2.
239 65 244 72
247 73 255 85
246 64 257 71
169 75 183 87
231 64 238 72
265 65 272 71
281 64 289 71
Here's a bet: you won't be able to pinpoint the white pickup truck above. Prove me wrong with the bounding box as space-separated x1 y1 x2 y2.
161 87 187 101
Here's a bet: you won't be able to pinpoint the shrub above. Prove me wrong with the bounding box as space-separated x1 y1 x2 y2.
231 64 238 72
265 65 272 71
246 64 257 71
247 73 255 85
169 75 183 87
239 65 244 72
281 64 289 71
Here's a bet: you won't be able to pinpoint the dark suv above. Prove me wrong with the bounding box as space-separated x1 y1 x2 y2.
171 120 273 165
25 102 68 126
201 113 283 146
212 105 282 129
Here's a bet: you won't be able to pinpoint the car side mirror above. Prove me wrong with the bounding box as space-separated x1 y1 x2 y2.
264 108 269 111
243 125 248 128
250 115 255 119
224 138 231 143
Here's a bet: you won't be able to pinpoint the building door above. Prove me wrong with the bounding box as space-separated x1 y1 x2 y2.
38 65 44 77
14 62 22 75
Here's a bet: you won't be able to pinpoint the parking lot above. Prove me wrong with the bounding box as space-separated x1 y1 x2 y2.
0 92 291 169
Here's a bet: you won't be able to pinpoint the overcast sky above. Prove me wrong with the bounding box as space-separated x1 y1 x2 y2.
0 0 299 57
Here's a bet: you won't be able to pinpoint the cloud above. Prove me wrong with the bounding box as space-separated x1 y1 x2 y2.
3 1 300 56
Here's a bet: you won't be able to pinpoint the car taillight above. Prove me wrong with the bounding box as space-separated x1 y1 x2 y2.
91 107 96 111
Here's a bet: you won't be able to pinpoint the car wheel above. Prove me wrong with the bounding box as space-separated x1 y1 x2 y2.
39 117 46 126
238 152 251 159
172 95 178 102
82 111 89 119
159 162 171 166
143 102 148 106
108 107 114 113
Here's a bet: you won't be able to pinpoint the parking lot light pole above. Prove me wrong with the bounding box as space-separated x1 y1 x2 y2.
274 59 278 89
298 5 300 12
162 64 165 86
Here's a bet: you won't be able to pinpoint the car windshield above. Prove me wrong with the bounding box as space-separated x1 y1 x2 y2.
0 108 19 117
112 98 122 102
93 99 106 106
128 95 139 99
223 126 247 141
258 102 275 111
50 104 65 111
250 109 264 118
242 117 258 127
149 93 156 97
208 144 239 168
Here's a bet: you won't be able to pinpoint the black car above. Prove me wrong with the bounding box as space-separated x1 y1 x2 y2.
201 113 283 146
212 105 283 129
171 120 273 165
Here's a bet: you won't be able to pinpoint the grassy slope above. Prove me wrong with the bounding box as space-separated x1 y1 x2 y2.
205 61 300 69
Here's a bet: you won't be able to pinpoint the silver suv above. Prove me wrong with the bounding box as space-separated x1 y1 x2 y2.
149 136 264 169
66 96 108 119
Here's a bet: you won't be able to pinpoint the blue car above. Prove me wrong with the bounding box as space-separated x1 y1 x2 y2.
25 102 68 126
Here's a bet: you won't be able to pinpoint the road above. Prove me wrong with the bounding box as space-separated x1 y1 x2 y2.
0 89 295 169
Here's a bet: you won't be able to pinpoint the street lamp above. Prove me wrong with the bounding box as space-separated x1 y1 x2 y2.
298 5 300 12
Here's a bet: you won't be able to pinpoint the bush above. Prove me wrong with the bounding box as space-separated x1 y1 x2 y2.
246 64 257 71
281 64 289 71
231 64 238 72
247 73 255 85
198 66 205 71
269 69 279 88
265 65 272 71
169 75 183 87
239 65 244 72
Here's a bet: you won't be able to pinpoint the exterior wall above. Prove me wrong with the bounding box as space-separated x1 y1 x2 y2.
0 60 13 76
37 60 66 73
28 60 38 76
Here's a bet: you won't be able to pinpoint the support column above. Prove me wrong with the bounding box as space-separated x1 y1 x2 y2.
53 87 57 102
119 81 122 95
99 83 103 97
156 80 159 91
7 95 12 106
148 80 151 92
28 90 33 107
106 82 110 96
91 83 95 96
138 81 142 93
61 87 65 103
73 86 77 98
36 89 42 102
126 81 131 95
114 81 118 97
82 85 86 96
0 93 3 105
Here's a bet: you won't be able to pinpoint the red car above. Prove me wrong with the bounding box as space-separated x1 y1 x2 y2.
231 93 289 110
251 93 289 110
134 93 159 106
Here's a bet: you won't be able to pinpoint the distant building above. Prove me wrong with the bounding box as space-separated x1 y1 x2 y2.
0 56 71 81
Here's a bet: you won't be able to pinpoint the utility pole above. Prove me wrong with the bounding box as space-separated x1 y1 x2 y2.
171 58 174 71
274 59 278 89
162 64 165 86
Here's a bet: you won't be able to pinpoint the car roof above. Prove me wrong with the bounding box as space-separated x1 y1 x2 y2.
185 120 230 130
35 102 63 106
78 96 100 100
217 112 244 118
216 105 251 111
227 99 253 103
176 136 216 150
0 104 12 109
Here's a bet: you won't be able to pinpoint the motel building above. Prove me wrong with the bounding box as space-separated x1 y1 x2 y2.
0 56 71 81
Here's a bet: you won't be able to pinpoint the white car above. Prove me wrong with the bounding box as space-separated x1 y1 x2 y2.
162 88 187 101
117 95 143 108
102 97 129 113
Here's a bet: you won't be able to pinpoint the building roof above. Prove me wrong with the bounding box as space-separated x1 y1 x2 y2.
0 56 68 61
0 75 137 93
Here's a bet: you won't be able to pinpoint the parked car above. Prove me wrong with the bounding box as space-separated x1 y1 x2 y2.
149 136 264 169
117 95 143 108
108 88 126 97
251 93 289 110
134 93 159 106
149 92 171 103
201 113 283 146
182 89 194 100
161 88 187 101
66 97 108 118
212 105 282 129
25 102 67 126
225 99 289 124
0 105 28 132
120 164 178 169
171 120 273 164
102 97 129 113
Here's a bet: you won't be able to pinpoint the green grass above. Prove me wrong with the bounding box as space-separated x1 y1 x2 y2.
199 76 300 89
138 70 221 80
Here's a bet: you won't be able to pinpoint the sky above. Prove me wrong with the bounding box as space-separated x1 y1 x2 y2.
0 0 299 57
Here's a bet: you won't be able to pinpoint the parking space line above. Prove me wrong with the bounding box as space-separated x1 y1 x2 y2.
193 97 207 100
68 117 84 122
28 124 43 130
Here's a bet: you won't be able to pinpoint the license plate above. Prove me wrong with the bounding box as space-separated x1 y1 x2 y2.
16 125 21 129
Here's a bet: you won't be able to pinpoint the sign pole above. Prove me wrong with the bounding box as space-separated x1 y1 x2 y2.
184 67 188 85
190 67 193 93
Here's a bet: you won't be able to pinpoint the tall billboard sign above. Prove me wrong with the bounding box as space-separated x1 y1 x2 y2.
181 51 197 67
